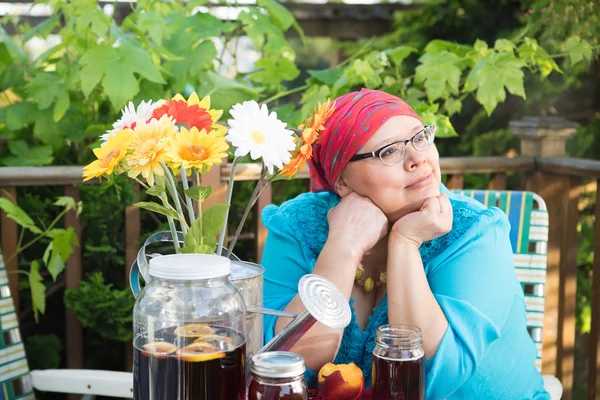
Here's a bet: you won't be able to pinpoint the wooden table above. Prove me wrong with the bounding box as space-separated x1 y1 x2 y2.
308 388 372 399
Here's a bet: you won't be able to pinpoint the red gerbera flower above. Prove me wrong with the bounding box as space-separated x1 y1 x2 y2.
152 100 213 132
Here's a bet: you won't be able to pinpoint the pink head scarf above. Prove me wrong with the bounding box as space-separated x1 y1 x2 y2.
308 89 421 192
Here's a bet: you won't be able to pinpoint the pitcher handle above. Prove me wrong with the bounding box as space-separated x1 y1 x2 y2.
128 230 241 297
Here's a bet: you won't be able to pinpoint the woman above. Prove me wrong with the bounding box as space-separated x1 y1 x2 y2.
261 89 549 399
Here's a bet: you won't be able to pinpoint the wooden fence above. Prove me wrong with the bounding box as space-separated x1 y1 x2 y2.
0 119 599 399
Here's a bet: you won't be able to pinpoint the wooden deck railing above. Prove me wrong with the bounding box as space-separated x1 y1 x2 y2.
0 151 599 399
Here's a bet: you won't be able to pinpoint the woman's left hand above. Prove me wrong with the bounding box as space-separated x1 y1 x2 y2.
390 193 453 247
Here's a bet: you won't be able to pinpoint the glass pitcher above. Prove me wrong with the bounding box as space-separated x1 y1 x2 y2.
133 253 246 400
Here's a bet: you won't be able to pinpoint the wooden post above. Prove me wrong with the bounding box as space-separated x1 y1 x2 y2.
510 116 578 398
254 183 272 264
64 186 83 400
489 172 507 190
588 177 600 400
203 161 228 210
446 174 464 189
0 187 19 311
124 184 140 372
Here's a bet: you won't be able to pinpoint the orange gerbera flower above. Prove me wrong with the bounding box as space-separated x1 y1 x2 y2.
299 99 336 133
280 153 308 178
152 100 213 133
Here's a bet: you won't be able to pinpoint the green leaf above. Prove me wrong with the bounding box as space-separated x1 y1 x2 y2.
415 51 461 102
419 112 458 138
79 45 118 98
465 52 526 115
74 3 109 38
29 261 46 322
154 174 166 189
0 25 26 64
120 45 166 84
517 38 561 77
300 84 330 117
184 217 202 248
166 41 217 85
3 140 54 167
424 40 472 57
102 62 141 111
137 11 170 44
308 68 344 86
46 227 77 280
33 109 64 148
185 186 212 202
445 98 462 117
258 0 295 31
134 201 182 221
239 9 286 51
565 36 593 66
250 56 300 87
195 244 215 254
0 197 42 233
53 89 70 122
23 15 61 43
196 71 262 114
146 186 165 198
53 196 76 212
384 46 418 67
202 204 229 238
26 72 63 110
4 102 37 131
474 39 490 54
188 13 236 39
494 39 515 53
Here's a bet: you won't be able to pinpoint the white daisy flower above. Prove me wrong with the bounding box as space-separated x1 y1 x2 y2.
101 100 164 142
226 101 296 175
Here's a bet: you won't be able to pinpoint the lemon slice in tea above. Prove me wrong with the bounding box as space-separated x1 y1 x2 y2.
142 342 178 358
174 324 215 338
176 342 226 362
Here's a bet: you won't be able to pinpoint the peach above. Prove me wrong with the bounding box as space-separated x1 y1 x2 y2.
318 362 364 400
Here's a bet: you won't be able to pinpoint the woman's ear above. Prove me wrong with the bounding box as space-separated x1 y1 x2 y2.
335 173 353 198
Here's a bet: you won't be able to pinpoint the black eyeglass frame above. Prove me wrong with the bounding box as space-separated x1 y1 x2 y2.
349 125 436 164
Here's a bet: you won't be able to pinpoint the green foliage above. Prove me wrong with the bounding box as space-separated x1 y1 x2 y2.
64 272 135 342
0 193 81 321
25 334 63 370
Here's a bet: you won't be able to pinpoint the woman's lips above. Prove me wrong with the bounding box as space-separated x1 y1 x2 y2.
406 173 433 189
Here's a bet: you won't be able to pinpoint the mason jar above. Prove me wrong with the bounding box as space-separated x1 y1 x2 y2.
133 254 247 400
372 324 425 400
248 351 309 400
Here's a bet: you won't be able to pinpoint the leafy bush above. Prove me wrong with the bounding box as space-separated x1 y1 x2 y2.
64 272 135 342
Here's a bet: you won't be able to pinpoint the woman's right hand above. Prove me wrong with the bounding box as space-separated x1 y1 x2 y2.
326 192 389 262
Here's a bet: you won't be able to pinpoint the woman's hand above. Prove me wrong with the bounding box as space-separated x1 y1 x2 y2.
327 192 389 262
390 193 453 248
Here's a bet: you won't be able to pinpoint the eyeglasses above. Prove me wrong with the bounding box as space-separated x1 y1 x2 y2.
349 125 436 166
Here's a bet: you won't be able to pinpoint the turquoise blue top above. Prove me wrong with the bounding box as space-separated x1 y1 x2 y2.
260 186 550 400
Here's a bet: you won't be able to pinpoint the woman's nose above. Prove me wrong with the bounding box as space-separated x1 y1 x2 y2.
403 147 427 171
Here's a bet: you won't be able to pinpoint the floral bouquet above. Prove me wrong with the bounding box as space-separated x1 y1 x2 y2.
83 92 334 258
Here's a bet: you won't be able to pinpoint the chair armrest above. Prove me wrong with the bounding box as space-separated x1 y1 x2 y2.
542 375 563 400
30 369 133 398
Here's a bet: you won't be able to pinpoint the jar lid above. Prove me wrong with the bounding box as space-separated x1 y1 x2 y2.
251 351 306 379
148 254 230 280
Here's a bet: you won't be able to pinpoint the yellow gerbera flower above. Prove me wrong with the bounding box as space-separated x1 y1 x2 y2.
164 126 229 173
83 129 133 181
172 92 226 136
127 116 177 186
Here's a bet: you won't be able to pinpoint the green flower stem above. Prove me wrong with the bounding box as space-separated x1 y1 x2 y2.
226 165 267 259
160 193 181 253
162 163 188 236
217 157 239 257
180 166 196 225
9 207 70 262
261 85 307 106
196 170 203 245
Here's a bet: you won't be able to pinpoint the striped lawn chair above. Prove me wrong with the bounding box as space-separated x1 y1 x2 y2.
452 189 562 399
0 254 132 399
